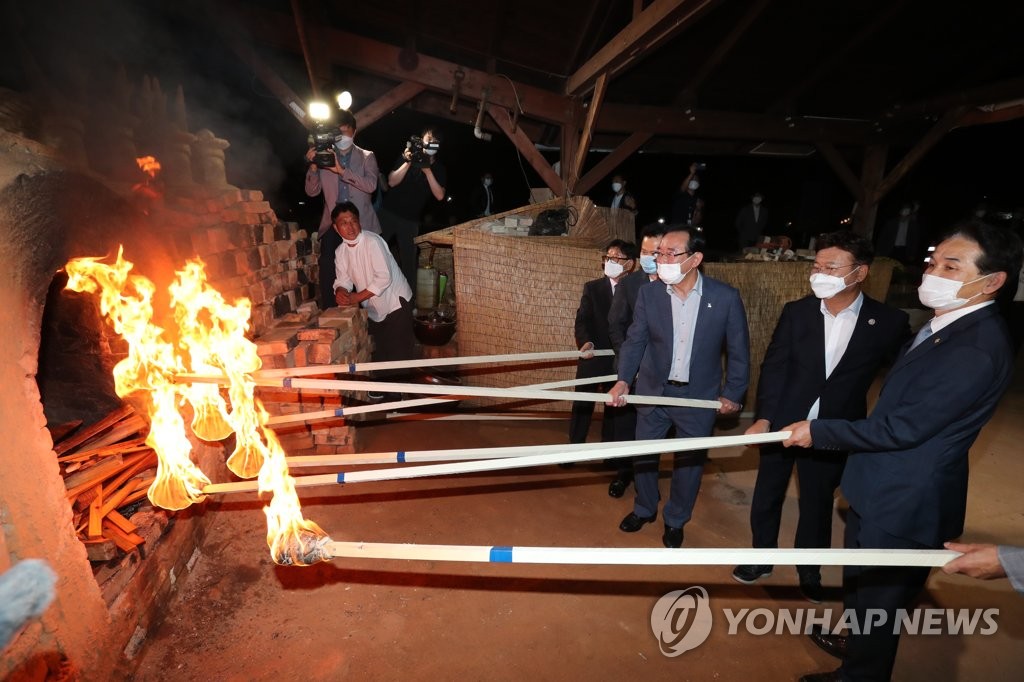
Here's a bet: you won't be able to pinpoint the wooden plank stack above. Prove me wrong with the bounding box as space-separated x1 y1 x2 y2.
51 405 161 562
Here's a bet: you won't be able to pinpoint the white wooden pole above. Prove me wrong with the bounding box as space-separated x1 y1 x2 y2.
203 432 787 494
324 542 959 568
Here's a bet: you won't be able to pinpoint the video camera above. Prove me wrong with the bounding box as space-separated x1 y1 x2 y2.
406 135 440 167
309 121 342 169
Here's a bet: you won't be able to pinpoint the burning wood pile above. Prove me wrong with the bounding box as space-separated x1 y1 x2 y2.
52 405 167 562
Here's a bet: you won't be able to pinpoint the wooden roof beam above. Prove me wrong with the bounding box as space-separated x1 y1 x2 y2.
566 0 722 97
487 104 564 196
599 104 875 145
875 107 965 201
215 25 309 127
227 1 571 125
883 76 1024 122
769 0 910 115
815 141 863 202
289 0 321 100
354 82 427 130
677 0 772 104
570 73 609 193
575 131 653 196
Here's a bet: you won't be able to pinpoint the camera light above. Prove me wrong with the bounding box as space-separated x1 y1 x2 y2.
308 102 331 122
336 91 353 110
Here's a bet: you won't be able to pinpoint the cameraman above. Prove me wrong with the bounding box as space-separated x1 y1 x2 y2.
380 129 447 288
304 108 380 310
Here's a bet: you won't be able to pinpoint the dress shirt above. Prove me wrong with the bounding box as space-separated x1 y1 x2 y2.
929 300 995 334
807 292 863 419
667 272 703 383
333 231 412 322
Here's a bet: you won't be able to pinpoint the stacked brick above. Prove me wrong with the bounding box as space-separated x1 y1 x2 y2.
161 189 318 338
254 306 373 456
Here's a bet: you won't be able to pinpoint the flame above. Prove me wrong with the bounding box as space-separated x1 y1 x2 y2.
136 156 161 178
64 248 330 564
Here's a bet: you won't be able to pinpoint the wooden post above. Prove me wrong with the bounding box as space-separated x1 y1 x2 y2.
855 144 888 239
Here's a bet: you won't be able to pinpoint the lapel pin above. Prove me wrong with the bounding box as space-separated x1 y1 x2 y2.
707 302 712 308
868 318 876 325
934 337 941 344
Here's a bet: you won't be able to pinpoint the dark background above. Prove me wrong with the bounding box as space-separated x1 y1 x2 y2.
1 0 1022 254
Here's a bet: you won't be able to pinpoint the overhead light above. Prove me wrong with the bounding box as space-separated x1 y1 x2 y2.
336 91 353 110
308 102 331 121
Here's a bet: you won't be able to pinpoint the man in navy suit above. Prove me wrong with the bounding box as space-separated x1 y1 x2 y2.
608 225 750 548
785 221 1023 682
568 239 637 448
606 223 665 497
734 231 909 603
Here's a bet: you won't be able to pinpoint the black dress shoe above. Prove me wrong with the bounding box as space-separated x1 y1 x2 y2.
808 632 848 660
608 476 631 498
798 671 842 682
732 564 773 584
662 525 684 548
799 579 824 604
619 512 656 532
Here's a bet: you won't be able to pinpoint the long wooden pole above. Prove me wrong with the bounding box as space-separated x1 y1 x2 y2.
324 543 958 568
202 432 787 494
286 435 666 468
250 349 614 379
265 374 617 426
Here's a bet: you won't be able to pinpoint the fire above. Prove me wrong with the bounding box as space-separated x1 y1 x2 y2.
64 248 330 564
136 156 161 178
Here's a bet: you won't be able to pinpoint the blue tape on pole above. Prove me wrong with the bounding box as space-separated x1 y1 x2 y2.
335 408 345 417
336 472 345 483
397 451 406 463
349 363 356 373
283 377 292 388
489 546 513 563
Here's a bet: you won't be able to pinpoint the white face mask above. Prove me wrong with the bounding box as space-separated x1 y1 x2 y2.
752 196 762 205
341 233 362 246
917 273 991 311
604 260 624 278
612 182 623 193
639 254 657 274
657 255 694 285
336 135 354 151
900 207 911 217
688 180 700 191
809 268 858 299
424 148 438 156
483 177 492 187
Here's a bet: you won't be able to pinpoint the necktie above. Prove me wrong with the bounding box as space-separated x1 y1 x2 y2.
909 321 933 351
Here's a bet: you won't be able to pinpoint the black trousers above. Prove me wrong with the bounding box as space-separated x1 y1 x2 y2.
318 228 343 311
838 508 931 682
749 443 847 580
377 207 420 293
367 297 416 370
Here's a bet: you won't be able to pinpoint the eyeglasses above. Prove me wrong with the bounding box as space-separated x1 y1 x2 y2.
811 262 858 275
654 250 693 261
602 255 631 264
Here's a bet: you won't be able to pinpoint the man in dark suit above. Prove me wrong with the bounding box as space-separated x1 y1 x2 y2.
608 225 750 548
605 223 665 497
733 231 909 603
568 239 638 449
784 221 1023 682
735 191 769 249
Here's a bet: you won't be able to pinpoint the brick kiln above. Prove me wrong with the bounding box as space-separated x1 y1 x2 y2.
0 79 370 680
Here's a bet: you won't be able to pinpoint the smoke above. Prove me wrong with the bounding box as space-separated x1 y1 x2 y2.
0 0 298 200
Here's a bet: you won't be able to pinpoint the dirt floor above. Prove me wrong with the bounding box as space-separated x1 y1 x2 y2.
131 370 1024 681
